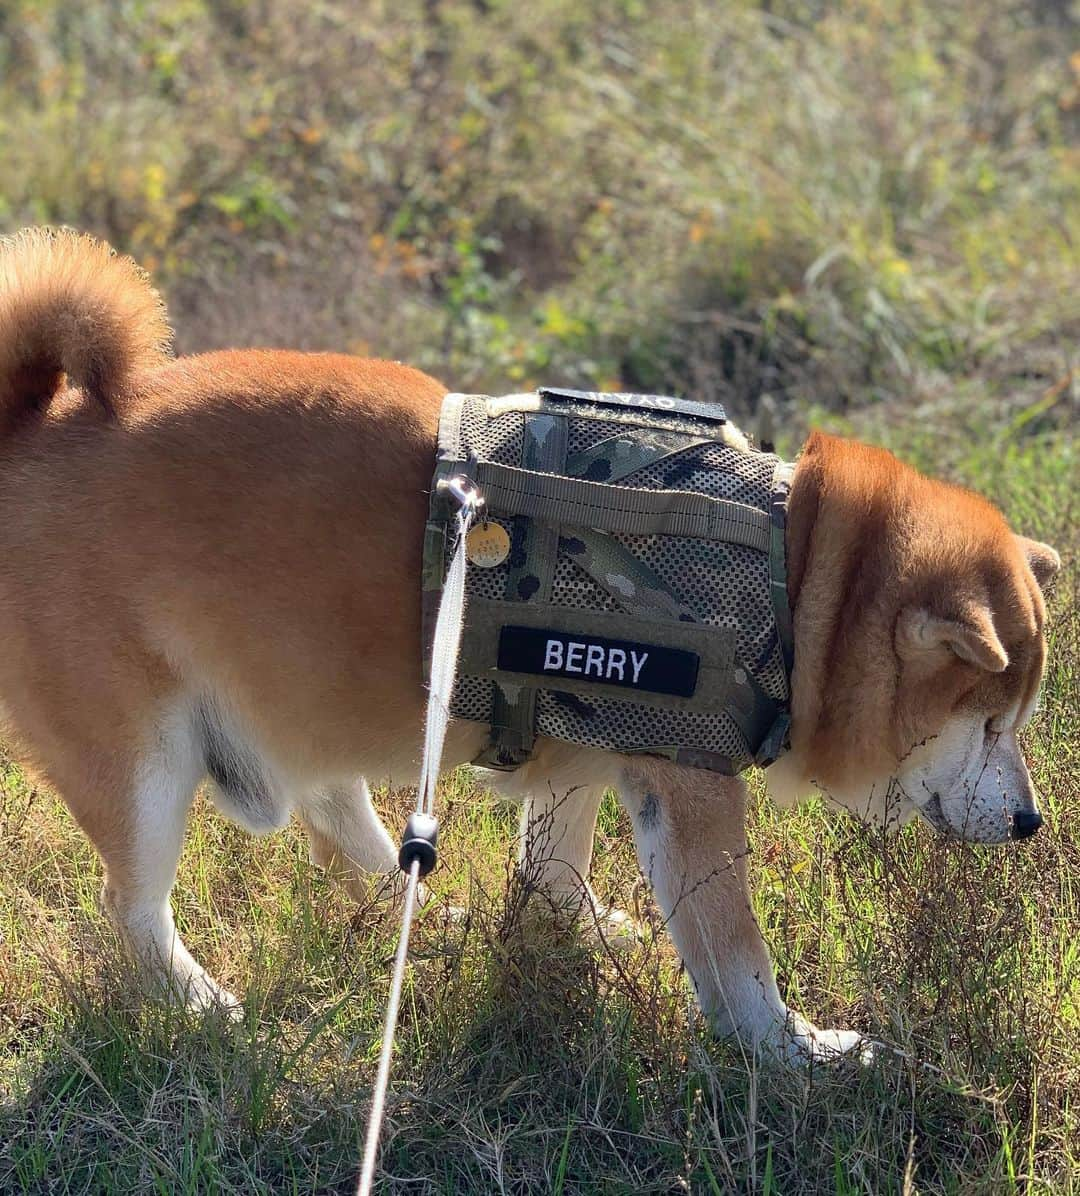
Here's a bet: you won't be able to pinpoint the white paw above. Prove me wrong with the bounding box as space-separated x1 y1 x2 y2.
582 904 643 952
780 1021 874 1067
519 889 641 950
178 971 243 1021
437 900 468 924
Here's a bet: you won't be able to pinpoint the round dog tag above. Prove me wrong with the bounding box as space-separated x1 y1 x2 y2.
466 522 511 568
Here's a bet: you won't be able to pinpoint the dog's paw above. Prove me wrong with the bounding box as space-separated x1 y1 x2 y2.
180 972 243 1021
422 893 467 925
780 1021 874 1067
580 903 643 953
522 889 643 951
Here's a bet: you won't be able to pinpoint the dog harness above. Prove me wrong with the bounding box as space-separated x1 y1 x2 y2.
423 388 795 775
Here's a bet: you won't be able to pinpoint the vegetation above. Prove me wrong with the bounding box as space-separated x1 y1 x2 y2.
2 0 1077 414
0 1 1077 1192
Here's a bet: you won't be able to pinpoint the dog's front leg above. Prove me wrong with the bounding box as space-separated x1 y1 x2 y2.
618 757 869 1065
488 743 635 945
518 781 604 917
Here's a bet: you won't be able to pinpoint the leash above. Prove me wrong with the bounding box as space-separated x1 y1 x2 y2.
356 476 483 1196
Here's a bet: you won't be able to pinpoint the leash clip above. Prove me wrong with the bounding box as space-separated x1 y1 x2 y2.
437 473 487 524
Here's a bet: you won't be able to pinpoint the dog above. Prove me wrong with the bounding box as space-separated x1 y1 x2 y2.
0 229 1059 1063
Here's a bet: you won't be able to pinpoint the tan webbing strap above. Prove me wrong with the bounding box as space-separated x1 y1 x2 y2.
465 460 770 549
475 412 568 769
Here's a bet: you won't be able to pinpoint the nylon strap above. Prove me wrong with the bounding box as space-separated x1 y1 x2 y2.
475 413 568 768
768 461 796 679
451 459 770 549
756 459 797 766
358 499 478 1195
564 428 712 484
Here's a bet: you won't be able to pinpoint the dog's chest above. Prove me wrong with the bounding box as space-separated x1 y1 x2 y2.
424 389 793 775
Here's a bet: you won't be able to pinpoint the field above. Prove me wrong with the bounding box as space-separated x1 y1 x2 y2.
1 1 1078 1192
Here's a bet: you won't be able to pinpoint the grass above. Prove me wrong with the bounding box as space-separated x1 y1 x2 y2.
0 425 1076 1193
1 0 1078 1190
1 1 1077 415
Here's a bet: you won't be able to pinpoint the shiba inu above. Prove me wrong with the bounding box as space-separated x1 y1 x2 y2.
0 229 1058 1062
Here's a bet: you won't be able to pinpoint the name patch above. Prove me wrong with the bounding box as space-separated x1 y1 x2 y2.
497 626 699 697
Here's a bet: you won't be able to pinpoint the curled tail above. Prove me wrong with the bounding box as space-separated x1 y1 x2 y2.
0 228 171 437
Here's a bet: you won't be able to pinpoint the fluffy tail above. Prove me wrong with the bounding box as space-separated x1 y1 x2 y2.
0 228 172 437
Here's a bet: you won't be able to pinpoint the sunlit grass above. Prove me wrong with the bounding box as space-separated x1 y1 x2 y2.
1 1 1076 417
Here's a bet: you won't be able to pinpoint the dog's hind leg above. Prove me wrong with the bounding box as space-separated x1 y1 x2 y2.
297 779 399 902
66 706 240 1015
107 709 241 1014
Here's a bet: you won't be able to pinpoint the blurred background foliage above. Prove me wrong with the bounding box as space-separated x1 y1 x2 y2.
0 0 1077 421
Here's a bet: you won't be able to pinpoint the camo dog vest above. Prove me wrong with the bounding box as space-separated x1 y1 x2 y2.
423 388 794 775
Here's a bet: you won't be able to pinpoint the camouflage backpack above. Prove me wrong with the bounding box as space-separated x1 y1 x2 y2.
423 388 794 775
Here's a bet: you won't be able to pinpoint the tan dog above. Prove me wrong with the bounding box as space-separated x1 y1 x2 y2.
0 230 1059 1063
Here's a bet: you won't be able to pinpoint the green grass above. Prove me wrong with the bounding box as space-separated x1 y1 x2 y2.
0 427 1076 1193
1 1 1077 416
1 0 1078 1190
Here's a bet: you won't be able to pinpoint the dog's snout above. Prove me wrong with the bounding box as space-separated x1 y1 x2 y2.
1010 808 1043 840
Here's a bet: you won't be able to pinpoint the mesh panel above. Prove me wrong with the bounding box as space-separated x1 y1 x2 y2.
617 533 786 699
550 556 620 611
697 440 776 490
535 690 749 760
622 441 777 507
452 675 494 724
460 400 523 465
617 534 759 626
566 416 636 455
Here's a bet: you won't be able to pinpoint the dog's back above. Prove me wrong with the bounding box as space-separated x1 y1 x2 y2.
0 230 446 832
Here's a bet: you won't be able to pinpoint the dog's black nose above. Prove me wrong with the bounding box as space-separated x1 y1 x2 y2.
1011 809 1043 839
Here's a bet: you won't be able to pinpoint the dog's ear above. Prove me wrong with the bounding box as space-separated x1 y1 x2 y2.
1015 536 1060 592
896 605 1008 673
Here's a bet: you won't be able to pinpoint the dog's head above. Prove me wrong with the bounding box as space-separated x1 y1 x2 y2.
769 433 1059 845
887 539 1057 842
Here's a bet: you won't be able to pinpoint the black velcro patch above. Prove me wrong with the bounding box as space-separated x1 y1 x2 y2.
497 626 699 697
538 387 727 425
